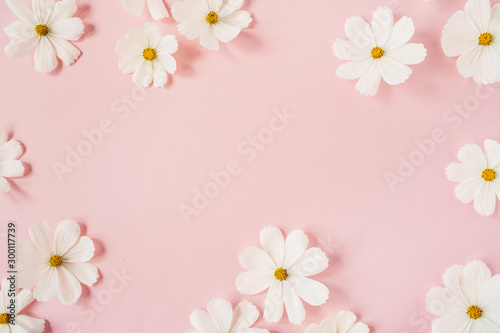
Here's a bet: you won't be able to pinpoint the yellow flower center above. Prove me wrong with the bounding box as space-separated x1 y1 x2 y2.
35 24 48 36
479 32 493 46
482 168 496 181
206 11 218 24
49 255 62 267
371 46 384 59
0 313 9 325
274 268 287 281
142 48 156 61
467 305 482 320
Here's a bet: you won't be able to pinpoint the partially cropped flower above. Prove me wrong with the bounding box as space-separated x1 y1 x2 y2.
442 0 500 84
0 129 25 193
18 220 99 305
305 311 369 333
171 0 252 51
236 227 329 325
187 299 269 333
116 22 177 88
121 0 169 20
446 139 500 216
0 278 45 333
4 0 84 73
426 260 500 333
333 6 426 96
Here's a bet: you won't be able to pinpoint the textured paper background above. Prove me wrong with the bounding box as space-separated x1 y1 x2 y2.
2 0 500 331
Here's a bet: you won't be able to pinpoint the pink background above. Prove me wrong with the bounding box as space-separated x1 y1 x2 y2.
2 0 500 332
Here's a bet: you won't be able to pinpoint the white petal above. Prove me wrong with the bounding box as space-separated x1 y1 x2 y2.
336 59 372 80
239 246 276 272
53 220 80 256
335 311 358 332
48 0 78 25
441 264 474 308
62 262 98 286
236 271 274 295
49 37 80 65
32 0 55 24
119 55 143 74
63 236 94 263
471 46 500 84
207 299 233 332
17 264 48 288
28 222 53 255
116 36 143 57
0 139 23 162
171 1 198 23
152 59 168 87
156 54 176 74
57 265 82 305
287 276 329 306
491 4 500 35
287 247 328 277
384 16 415 50
218 0 243 16
384 43 426 65
263 280 283 323
349 322 370 333
442 11 481 57
465 0 492 32
190 310 218 333
34 37 58 73
230 301 259 331
446 163 480 182
13 315 45 332
144 22 163 48
0 160 24 177
455 177 483 203
4 35 38 59
16 289 34 313
208 0 223 12
219 10 252 29
283 229 308 269
147 0 169 20
484 139 500 170
344 16 376 49
260 227 285 268
122 0 145 16
133 60 154 87
33 269 59 302
355 60 382 96
474 181 497 216
213 21 241 42
157 35 178 55
473 318 500 332
282 281 305 325
371 6 393 47
333 39 370 61
379 57 412 85
0 131 7 146
6 0 35 25
0 177 10 193
199 27 219 50
460 261 492 305
178 19 209 40
19 241 46 265
480 276 500 320
432 312 470 332
4 21 28 38
49 17 84 41
185 0 209 14
126 29 149 49
458 144 488 170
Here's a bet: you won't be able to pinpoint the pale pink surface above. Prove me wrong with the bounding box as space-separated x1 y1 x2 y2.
1 0 500 331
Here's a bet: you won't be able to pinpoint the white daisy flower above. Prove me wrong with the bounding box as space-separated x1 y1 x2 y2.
171 0 252 51
0 130 25 194
116 22 178 88
446 139 500 217
333 6 427 96
426 260 500 333
236 227 329 325
186 299 269 333
121 0 169 20
17 220 99 305
305 311 369 333
0 278 45 333
4 0 84 74
442 0 500 84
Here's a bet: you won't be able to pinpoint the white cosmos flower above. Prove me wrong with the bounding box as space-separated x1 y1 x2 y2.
442 0 500 84
0 130 24 194
426 261 500 333
305 311 369 333
0 278 45 333
121 0 169 20
4 0 84 74
17 220 99 305
171 0 252 51
333 6 427 96
186 299 269 333
446 139 500 217
236 227 329 325
116 22 178 88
